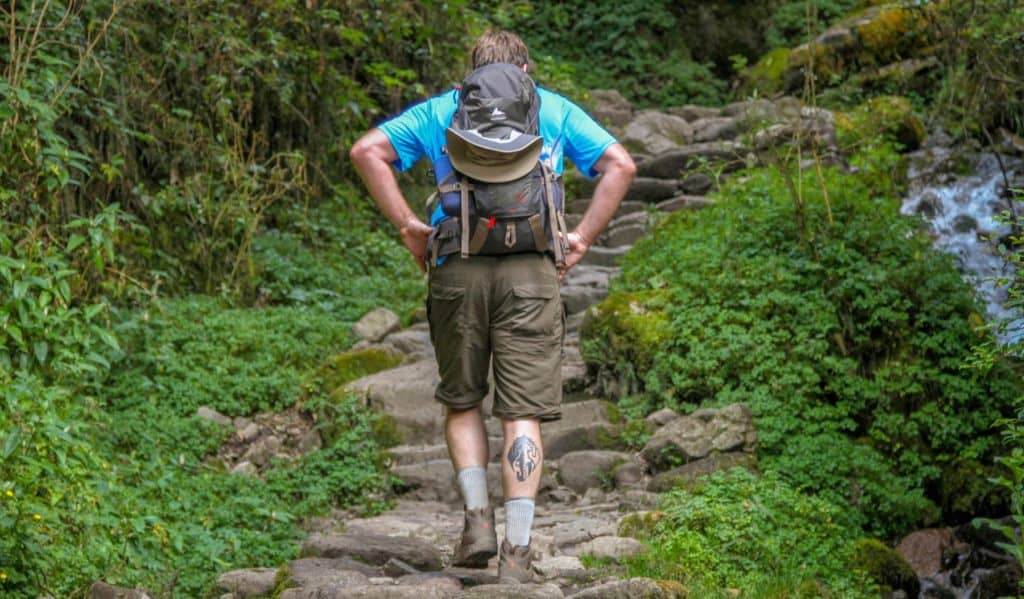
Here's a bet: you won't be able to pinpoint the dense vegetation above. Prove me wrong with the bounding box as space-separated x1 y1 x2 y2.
2 0 1022 596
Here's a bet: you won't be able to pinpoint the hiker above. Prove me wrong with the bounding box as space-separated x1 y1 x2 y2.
349 30 635 583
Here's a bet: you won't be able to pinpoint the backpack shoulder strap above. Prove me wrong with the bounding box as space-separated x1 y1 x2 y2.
540 162 566 267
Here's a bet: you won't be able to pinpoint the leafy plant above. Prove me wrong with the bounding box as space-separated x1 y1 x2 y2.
582 144 1021 536
625 468 876 598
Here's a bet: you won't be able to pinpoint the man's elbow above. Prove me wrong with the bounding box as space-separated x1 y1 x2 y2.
349 136 373 166
619 154 637 181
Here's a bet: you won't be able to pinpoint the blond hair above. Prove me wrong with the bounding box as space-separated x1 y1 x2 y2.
471 30 530 69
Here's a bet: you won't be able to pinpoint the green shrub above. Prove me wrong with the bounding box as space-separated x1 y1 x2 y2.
625 468 875 598
847 538 918 595
254 193 425 322
481 0 726 106
582 146 1021 536
107 297 355 418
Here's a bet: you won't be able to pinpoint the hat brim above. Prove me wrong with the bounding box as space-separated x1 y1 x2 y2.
446 127 543 183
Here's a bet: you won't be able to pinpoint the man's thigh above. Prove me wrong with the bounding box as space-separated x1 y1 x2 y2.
490 253 564 422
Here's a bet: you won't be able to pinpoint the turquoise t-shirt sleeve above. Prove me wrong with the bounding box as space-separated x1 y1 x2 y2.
562 98 617 178
377 99 435 172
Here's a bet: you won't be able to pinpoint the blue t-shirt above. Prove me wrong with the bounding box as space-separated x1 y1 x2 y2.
378 86 616 228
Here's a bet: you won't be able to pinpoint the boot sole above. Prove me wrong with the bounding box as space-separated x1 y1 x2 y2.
452 542 498 568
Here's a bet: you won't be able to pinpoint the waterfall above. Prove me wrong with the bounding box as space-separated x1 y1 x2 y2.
901 146 1024 342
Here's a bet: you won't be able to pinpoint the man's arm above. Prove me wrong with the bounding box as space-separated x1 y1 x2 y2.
349 129 434 272
563 142 636 275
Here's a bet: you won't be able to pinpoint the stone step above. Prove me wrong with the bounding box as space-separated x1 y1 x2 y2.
560 284 609 315
636 141 748 179
580 245 630 267
623 177 679 203
655 195 716 213
599 223 648 248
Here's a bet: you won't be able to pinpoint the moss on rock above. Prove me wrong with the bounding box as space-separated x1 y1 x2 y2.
848 538 919 595
619 511 667 539
837 95 925 151
737 47 791 98
316 347 403 393
581 290 671 396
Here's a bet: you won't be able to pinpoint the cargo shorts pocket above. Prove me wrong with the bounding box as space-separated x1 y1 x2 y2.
427 283 465 346
509 284 558 336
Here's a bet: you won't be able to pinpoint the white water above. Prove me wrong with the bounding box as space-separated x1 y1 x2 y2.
901 147 1024 342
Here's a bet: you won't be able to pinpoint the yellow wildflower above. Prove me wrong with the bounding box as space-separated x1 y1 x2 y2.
4 490 12 498
32 513 41 521
0 571 7 581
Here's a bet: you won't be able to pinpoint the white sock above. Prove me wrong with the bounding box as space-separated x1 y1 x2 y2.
504 497 535 547
457 466 489 510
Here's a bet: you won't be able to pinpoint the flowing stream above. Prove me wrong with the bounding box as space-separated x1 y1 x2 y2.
901 146 1024 342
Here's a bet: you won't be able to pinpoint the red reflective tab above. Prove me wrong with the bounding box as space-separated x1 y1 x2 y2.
487 217 496 229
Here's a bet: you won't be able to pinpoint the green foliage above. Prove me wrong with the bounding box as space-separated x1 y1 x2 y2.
764 0 863 49
968 199 1024 587
482 0 726 106
255 193 425 322
582 145 1021 536
107 297 356 417
928 0 1024 138
2 0 479 300
625 468 875 598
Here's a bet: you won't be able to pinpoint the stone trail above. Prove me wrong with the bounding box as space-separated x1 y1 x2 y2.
103 95 840 599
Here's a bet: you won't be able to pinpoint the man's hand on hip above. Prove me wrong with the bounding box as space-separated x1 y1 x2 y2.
401 217 435 272
559 231 591 280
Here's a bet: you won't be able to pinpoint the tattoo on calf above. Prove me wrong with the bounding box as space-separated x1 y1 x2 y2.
507 435 540 482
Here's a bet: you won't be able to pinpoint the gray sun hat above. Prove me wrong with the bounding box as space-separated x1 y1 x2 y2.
446 63 542 183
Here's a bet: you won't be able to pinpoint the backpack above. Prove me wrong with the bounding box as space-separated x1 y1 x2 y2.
425 63 569 267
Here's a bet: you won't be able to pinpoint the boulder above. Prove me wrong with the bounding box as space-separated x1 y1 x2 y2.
691 117 740 143
679 173 715 195
567 578 682 598
242 434 282 467
563 265 615 289
196 406 232 427
217 568 278 598
390 459 458 503
621 110 694 155
640 404 757 472
895 528 953 578
353 308 401 342
655 195 715 213
567 536 645 561
588 89 633 128
561 284 610 316
287 557 381 580
636 142 747 179
623 177 680 204
541 400 622 458
381 329 433 361
280 587 457 599
300 533 443 571
647 452 758 493
613 461 644 489
533 555 585 578
396 573 462 590
848 538 920 597
463 583 564 598
346 361 446 445
645 408 679 428
615 200 648 215
666 105 721 122
558 450 632 494
90 582 152 599
722 98 779 123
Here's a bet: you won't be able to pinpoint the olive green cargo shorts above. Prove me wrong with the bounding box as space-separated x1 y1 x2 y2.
427 252 564 422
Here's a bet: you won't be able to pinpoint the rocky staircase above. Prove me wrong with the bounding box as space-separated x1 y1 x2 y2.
115 94 838 599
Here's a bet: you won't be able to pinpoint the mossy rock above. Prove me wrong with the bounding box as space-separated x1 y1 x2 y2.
316 347 403 393
847 538 919 596
837 95 925 151
618 511 667 539
939 458 1010 522
736 47 791 98
580 290 671 396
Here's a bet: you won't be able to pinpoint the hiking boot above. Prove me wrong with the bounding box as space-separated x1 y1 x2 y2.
452 506 497 568
498 539 533 584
